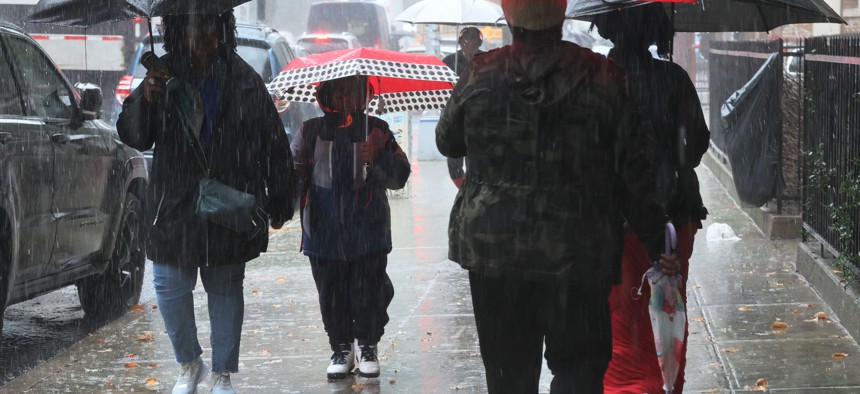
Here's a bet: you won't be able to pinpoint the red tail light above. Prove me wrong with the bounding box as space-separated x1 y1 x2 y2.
115 75 134 105
273 95 290 115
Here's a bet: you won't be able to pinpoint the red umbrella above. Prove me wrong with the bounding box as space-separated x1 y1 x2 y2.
267 47 458 114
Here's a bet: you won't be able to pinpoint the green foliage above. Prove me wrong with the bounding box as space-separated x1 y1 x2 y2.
807 146 860 282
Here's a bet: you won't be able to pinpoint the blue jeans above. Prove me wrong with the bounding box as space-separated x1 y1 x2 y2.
153 262 246 373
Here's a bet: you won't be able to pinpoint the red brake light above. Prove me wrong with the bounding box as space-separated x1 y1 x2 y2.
115 75 134 105
314 34 330 42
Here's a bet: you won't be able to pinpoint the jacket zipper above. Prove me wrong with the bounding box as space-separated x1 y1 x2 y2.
152 190 166 225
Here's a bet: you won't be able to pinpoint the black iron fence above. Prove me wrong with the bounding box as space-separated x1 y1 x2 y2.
708 40 802 212
802 35 860 276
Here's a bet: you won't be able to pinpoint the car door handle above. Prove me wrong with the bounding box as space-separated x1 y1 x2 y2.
0 132 12 144
51 133 70 144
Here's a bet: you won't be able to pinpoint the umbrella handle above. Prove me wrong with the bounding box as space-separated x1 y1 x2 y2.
665 221 678 254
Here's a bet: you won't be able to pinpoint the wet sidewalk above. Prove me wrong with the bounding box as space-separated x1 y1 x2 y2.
2 160 858 393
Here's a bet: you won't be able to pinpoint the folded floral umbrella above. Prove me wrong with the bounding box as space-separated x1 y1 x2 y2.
648 222 684 394
267 47 458 114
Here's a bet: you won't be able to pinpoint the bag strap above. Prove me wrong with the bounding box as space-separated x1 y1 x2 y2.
176 95 211 179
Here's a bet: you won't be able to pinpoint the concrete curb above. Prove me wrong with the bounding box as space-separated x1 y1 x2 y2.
796 241 860 344
702 147 802 239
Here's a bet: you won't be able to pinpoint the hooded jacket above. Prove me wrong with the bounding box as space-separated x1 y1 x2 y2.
117 52 295 267
436 37 666 288
292 112 410 261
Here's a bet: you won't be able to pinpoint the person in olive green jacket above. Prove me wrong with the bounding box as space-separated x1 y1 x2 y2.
435 0 676 392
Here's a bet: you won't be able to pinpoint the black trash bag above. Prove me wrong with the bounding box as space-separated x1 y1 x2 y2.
720 53 783 207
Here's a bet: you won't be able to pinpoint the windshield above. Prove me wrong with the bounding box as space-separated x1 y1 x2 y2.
306 3 380 47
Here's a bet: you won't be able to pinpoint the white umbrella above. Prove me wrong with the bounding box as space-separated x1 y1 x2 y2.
395 0 506 26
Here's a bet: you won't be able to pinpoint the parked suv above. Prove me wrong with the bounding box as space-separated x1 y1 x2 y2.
0 22 149 333
113 23 319 148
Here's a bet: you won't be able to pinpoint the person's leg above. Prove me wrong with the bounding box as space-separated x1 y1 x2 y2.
545 286 612 394
673 220 701 393
350 253 394 345
469 272 543 394
200 263 246 373
603 232 666 394
310 257 352 350
153 262 203 364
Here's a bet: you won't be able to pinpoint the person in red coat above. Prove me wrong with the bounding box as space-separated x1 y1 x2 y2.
593 4 710 393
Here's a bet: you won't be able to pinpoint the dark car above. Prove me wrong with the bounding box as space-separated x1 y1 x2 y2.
307 0 392 49
113 22 320 150
0 22 149 333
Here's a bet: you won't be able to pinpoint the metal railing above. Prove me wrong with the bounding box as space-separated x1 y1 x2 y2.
802 35 860 277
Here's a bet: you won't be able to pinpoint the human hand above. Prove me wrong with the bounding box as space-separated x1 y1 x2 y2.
659 252 680 276
271 219 286 230
452 176 465 189
142 69 171 103
359 128 388 164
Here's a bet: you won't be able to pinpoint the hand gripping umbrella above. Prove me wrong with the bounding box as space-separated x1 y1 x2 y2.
267 47 459 115
636 222 683 394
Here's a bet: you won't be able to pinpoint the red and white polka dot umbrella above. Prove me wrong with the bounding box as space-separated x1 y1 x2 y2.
267 47 459 114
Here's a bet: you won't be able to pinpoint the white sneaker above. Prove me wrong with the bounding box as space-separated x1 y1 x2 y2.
210 371 235 394
327 343 355 379
355 341 380 378
172 357 208 394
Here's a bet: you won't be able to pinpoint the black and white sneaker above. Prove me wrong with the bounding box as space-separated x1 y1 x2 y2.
326 343 354 379
355 341 380 378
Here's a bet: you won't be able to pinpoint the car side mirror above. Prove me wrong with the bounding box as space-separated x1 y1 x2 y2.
75 83 102 120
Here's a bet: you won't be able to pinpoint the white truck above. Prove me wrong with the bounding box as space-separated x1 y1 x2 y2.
1 0 142 119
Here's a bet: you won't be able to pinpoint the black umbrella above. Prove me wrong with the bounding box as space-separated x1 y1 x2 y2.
27 0 251 51
566 0 845 32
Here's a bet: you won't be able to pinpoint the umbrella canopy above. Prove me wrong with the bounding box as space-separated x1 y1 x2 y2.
267 48 459 114
395 0 506 26
27 0 250 28
566 0 845 32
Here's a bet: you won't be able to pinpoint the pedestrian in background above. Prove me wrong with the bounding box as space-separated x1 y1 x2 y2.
442 26 484 189
291 76 410 380
117 11 295 394
436 0 676 392
592 5 710 393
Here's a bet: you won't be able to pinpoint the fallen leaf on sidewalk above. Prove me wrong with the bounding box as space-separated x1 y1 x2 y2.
755 378 768 391
276 277 287 283
125 362 140 368
703 389 720 393
129 304 146 312
791 309 802 314
138 332 155 342
124 353 136 359
148 363 159 368
352 384 369 389
252 288 262 296
814 312 829 320
724 347 740 353
389 379 397 384
738 306 752 311
144 377 158 388
772 321 790 331
832 352 849 360
98 338 106 345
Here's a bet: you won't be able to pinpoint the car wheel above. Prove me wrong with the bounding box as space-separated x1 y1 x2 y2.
77 193 145 320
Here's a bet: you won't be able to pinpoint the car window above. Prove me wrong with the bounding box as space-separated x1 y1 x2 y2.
4 36 73 119
237 44 270 78
0 38 24 116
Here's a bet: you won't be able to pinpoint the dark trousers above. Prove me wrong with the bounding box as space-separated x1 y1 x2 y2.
310 253 394 351
469 272 612 394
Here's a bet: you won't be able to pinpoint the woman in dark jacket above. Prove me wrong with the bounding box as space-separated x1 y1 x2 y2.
593 5 710 393
291 76 410 380
116 11 294 394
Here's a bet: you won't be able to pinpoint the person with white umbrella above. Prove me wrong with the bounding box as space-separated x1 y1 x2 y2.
442 27 485 189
